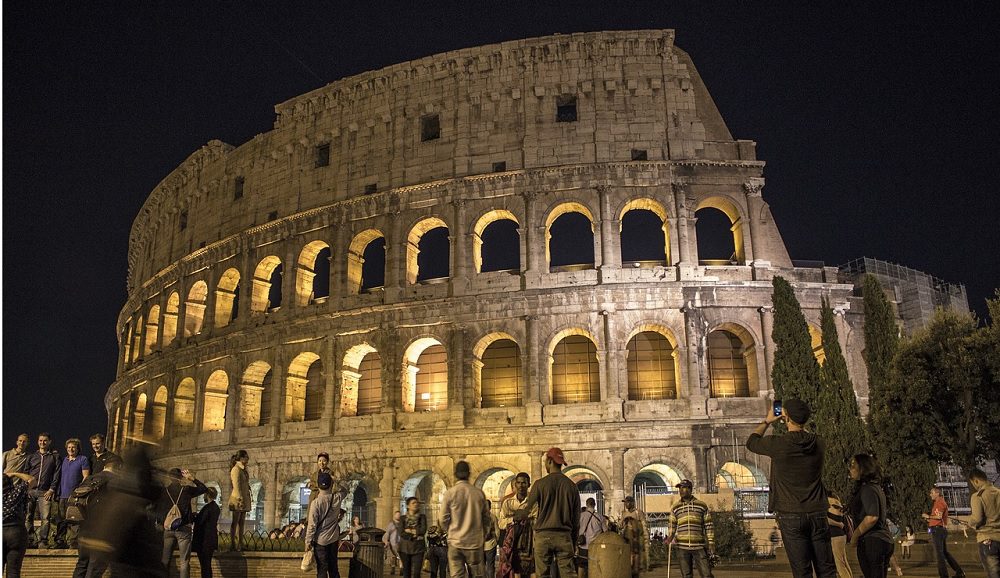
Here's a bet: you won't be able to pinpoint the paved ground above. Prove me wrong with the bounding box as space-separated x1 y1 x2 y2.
654 559 983 577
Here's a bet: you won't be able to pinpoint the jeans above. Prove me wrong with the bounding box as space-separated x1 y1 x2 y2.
980 539 1000 578
857 536 893 578
428 546 448 578
678 547 714 578
930 526 964 578
776 511 838 578
401 551 424 578
162 526 194 578
4 524 27 577
533 530 575 578
830 535 852 578
448 546 486 578
26 491 54 546
314 541 341 578
485 546 496 577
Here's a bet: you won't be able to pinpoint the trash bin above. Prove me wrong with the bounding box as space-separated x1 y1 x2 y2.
588 531 631 578
348 527 386 578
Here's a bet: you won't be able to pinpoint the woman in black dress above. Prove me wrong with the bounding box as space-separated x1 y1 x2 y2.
847 454 895 578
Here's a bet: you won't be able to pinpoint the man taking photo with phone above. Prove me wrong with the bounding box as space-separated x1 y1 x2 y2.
746 398 836 578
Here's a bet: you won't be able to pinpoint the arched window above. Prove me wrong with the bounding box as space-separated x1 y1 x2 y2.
342 344 382 417
251 256 282 313
402 338 448 412
347 230 386 294
620 199 669 266
214 268 240 328
406 218 449 284
550 333 600 404
695 197 745 265
474 336 523 408
296 241 331 306
707 328 758 398
564 466 606 514
202 370 229 432
144 306 160 356
286 353 322 422
150 386 168 441
473 210 520 273
716 462 768 489
240 361 272 427
545 203 595 271
184 281 208 336
400 471 447 526
173 378 196 435
132 393 147 440
626 331 678 400
163 292 180 345
632 463 682 495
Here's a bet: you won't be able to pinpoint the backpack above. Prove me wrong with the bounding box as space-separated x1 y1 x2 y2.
64 476 108 523
163 487 185 531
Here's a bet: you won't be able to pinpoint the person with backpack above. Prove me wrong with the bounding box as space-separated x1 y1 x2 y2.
577 497 606 578
304 472 348 578
72 456 122 578
846 455 894 578
157 467 208 578
192 487 221 578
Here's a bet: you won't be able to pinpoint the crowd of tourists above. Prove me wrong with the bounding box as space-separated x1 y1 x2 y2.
4 403 999 578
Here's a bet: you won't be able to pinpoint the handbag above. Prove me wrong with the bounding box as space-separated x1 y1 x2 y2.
301 549 315 572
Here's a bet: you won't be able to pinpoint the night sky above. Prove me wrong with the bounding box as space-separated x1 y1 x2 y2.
4 3 998 448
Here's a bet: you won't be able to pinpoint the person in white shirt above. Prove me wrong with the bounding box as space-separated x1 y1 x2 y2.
442 460 490 578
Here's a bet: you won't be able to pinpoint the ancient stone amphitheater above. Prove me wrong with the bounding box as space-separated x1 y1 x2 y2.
108 30 867 533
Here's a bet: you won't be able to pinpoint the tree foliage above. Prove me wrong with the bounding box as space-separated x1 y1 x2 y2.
770 276 821 411
711 509 756 559
812 298 869 502
862 274 898 424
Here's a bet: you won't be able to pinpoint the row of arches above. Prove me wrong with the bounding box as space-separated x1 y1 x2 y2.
121 196 748 369
113 324 765 447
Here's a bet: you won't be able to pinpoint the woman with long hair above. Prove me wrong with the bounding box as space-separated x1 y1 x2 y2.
227 449 251 551
847 454 894 578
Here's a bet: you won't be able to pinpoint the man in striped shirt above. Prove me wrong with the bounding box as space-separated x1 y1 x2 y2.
667 479 715 578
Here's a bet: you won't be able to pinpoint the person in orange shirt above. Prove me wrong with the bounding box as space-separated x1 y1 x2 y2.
922 486 966 578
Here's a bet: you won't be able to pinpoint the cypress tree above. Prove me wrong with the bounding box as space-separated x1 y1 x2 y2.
813 298 869 502
770 276 821 410
862 274 899 423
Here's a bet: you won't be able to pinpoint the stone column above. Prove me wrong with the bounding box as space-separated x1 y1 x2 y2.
612 448 627 517
330 216 347 305
202 265 218 331
449 325 466 428
524 315 543 425
269 349 286 437
597 186 620 278
601 310 625 422
264 462 280 531
758 305 775 395
521 191 542 286
672 182 694 266
282 241 296 311
324 336 337 434
380 327 400 414
743 178 765 265
384 203 404 303
683 304 708 416
237 235 253 322
451 197 468 296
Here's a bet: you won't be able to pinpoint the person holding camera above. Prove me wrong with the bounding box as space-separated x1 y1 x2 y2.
746 398 836 578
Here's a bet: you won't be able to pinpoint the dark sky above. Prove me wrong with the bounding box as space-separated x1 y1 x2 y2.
4 3 998 447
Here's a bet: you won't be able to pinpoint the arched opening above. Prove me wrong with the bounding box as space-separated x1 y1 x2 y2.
715 462 768 489
695 197 745 265
402 338 448 413
475 468 516 514
202 369 229 432
632 463 682 496
707 326 759 398
626 330 679 400
281 477 311 526
131 315 143 363
339 478 376 530
150 386 168 441
251 256 282 313
620 200 669 266
473 334 523 408
173 378 196 435
286 352 322 422
132 393 147 441
163 292 179 345
296 241 331 306
473 210 520 273
407 218 450 284
184 281 208 336
347 229 386 294
546 203 595 271
565 466 605 515
808 324 826 365
400 470 447 526
342 344 382 417
214 268 241 328
240 361 273 427
144 306 160 356
550 331 600 404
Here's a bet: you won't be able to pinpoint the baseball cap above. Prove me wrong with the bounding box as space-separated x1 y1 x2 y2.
317 472 333 490
675 479 693 489
783 398 811 425
545 447 567 465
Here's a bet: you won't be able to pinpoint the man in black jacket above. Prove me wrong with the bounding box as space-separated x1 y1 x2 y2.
157 468 208 578
746 399 836 578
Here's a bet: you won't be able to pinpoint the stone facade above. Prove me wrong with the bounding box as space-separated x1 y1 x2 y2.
107 30 869 532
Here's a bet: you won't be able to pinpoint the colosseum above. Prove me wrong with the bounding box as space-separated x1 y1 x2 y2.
107 30 869 535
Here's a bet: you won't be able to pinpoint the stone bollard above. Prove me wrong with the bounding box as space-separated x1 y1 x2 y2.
587 531 631 578
348 527 386 578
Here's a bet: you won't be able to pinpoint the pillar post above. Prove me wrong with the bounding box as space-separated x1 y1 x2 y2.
759 305 775 396
451 197 468 295
597 186 620 278
743 178 765 265
683 303 708 416
524 315 543 425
